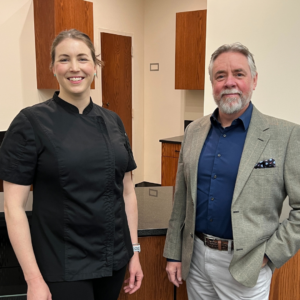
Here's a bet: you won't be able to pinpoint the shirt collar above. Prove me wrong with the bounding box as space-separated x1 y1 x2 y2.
210 102 253 131
53 91 94 115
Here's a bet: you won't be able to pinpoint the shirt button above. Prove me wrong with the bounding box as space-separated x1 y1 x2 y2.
218 154 221 157
213 175 217 179
211 197 214 201
223 134 226 137
210 219 213 222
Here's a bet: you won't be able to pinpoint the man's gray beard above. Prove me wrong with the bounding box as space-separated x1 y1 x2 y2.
214 90 252 114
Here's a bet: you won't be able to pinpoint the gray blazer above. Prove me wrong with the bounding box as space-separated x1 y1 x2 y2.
163 105 300 288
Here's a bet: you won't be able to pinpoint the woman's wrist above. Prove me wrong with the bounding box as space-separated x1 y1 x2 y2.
133 243 141 253
131 252 140 260
25 274 43 284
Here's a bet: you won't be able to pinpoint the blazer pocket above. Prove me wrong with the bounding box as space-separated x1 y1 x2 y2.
251 167 277 176
257 235 271 242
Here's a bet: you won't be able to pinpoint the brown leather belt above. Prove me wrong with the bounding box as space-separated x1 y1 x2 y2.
195 232 234 251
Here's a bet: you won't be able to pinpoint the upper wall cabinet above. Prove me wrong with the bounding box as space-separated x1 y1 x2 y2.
33 0 94 89
175 10 207 90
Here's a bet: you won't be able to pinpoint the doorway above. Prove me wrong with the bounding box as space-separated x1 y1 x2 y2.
100 32 133 145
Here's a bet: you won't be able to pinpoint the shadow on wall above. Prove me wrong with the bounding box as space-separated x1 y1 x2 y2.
18 1 39 108
184 90 204 122
38 90 57 102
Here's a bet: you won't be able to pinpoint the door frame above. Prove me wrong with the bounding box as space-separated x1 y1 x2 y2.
95 28 135 148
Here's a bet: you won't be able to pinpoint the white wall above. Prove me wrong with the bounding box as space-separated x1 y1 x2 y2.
0 0 145 183
204 0 300 122
0 0 38 128
144 0 207 184
204 0 300 221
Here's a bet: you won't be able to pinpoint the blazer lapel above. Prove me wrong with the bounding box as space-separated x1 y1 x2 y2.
190 116 211 205
232 106 270 205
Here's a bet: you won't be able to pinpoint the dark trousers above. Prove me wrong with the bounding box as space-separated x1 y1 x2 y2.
47 265 127 300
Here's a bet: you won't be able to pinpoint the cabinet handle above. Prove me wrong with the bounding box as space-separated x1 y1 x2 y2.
175 150 180 153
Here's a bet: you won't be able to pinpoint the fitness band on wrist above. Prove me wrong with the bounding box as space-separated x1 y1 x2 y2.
133 243 141 252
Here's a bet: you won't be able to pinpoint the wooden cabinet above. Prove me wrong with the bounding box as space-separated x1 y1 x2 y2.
161 142 181 186
269 250 300 300
118 236 173 300
33 0 94 89
176 281 189 300
175 10 207 90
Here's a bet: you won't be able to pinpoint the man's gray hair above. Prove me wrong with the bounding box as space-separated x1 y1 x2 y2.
208 43 257 81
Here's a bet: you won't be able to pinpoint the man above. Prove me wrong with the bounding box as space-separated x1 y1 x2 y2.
164 43 300 299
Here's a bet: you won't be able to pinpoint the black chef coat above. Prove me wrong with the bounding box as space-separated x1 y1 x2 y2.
0 92 136 282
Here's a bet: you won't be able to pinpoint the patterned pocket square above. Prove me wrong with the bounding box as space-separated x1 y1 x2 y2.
254 158 276 169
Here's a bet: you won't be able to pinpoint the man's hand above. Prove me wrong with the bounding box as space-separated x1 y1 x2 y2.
261 255 269 268
166 261 183 287
123 253 143 294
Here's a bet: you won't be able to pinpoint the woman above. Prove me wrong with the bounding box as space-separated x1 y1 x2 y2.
0 29 143 300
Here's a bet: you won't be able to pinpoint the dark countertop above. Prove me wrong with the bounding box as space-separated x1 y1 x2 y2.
159 135 184 144
138 228 167 236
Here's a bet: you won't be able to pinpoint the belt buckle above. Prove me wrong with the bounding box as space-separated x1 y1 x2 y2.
204 236 213 246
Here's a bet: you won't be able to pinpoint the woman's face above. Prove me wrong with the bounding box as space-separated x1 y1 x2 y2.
52 38 96 98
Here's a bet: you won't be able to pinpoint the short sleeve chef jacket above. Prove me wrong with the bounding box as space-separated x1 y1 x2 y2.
0 92 136 282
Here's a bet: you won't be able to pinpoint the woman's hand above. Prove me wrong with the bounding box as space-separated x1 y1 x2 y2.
123 253 143 294
27 276 52 300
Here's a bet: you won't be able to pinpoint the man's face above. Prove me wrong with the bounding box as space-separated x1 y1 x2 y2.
212 52 258 115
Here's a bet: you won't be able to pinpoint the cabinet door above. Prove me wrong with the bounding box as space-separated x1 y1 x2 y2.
175 10 207 90
161 142 181 187
162 143 181 158
162 156 179 187
176 281 189 300
118 236 173 300
33 0 94 89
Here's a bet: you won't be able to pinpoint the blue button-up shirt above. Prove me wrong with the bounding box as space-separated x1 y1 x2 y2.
195 102 253 239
